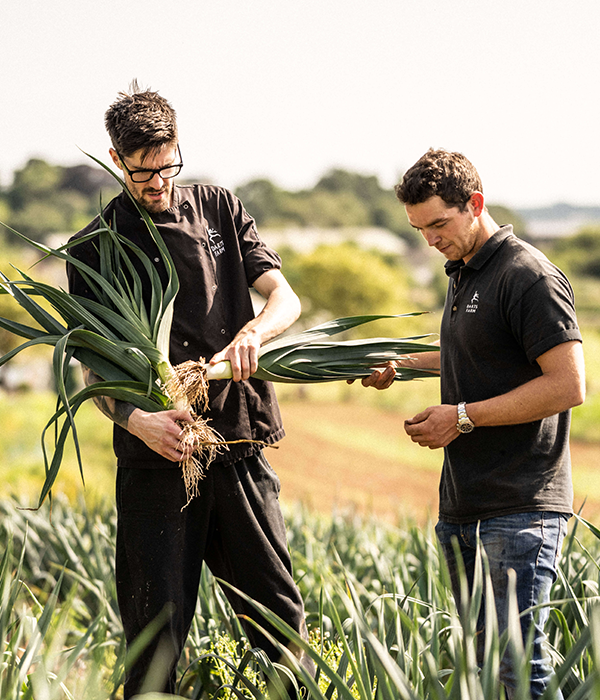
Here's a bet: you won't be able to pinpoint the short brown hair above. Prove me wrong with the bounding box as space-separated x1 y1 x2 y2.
395 149 483 211
104 79 178 158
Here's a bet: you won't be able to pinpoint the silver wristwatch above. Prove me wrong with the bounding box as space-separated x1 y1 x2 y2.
456 402 475 434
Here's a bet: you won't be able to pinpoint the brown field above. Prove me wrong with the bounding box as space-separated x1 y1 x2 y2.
270 399 600 525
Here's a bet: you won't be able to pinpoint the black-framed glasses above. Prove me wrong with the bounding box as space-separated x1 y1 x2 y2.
117 144 183 183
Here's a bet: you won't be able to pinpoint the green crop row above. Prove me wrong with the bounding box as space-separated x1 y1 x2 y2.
0 497 599 699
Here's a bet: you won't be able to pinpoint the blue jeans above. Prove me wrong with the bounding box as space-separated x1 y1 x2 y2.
435 512 568 699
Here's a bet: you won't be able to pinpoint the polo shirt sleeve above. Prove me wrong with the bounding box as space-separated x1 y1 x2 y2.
508 270 582 364
230 194 282 285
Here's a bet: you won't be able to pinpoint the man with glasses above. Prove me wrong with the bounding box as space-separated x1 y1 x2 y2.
112 143 183 214
67 82 313 698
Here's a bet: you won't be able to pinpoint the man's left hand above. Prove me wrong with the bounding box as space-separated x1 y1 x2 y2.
404 404 460 449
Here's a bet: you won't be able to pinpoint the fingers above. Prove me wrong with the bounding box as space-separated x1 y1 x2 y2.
361 364 396 390
404 421 441 448
228 344 258 382
404 408 431 426
170 408 194 423
163 410 196 461
210 342 258 382
403 406 460 449
127 409 195 462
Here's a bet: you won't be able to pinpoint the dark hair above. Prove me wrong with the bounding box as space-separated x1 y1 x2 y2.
395 149 483 211
104 79 178 158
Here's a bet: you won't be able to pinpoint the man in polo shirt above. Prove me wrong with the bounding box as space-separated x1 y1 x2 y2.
67 83 313 698
365 149 585 698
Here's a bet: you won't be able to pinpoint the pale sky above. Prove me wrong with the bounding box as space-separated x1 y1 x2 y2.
2 0 599 208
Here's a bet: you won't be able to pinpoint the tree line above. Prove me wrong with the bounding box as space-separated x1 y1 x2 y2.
0 157 530 246
1 157 599 353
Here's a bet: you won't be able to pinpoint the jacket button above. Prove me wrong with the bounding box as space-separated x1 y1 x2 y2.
183 341 189 347
221 329 226 334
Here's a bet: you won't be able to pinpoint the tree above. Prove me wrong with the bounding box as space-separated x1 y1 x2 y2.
4 159 118 243
7 159 62 210
315 169 383 204
487 204 527 238
282 190 370 228
235 179 285 227
552 225 600 278
61 164 116 197
281 243 426 336
316 168 421 246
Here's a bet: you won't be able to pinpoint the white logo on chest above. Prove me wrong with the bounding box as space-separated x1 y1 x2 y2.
466 291 479 313
207 227 225 257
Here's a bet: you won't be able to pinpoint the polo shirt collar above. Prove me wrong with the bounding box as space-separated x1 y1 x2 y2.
444 225 514 277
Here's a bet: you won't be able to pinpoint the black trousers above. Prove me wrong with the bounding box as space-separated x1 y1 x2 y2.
115 451 312 698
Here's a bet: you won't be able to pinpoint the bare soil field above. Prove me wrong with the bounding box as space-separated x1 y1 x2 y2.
270 400 600 525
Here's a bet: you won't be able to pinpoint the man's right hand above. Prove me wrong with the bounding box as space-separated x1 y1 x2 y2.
127 408 194 462
353 350 441 390
359 363 397 390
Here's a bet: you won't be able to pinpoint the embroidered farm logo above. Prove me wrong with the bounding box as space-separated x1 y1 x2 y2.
466 291 479 314
208 228 225 257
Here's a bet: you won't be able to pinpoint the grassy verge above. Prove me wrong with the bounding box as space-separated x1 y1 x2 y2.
0 390 115 506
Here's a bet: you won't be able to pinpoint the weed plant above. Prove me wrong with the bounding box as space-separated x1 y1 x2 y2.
0 497 599 698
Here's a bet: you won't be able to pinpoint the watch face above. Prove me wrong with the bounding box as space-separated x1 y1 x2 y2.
458 420 474 434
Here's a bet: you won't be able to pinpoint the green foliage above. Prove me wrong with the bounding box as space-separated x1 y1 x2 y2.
8 159 63 208
570 326 600 442
236 170 422 247
315 169 418 244
0 197 11 230
552 225 600 279
0 245 47 358
235 179 372 230
316 169 384 200
244 313 438 384
3 159 118 243
486 204 528 238
0 391 115 503
1 496 600 698
286 189 371 228
283 243 414 326
234 179 286 227
0 197 182 505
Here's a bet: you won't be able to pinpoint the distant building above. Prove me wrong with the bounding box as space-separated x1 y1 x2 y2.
260 226 407 256
518 204 600 239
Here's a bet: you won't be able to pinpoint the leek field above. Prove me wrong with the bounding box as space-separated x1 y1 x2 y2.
2 352 600 698
2 493 600 699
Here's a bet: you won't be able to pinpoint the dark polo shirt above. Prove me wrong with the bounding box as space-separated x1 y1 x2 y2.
67 185 285 467
439 226 582 523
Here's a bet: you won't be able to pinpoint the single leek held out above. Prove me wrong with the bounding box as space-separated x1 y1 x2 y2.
205 360 234 381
